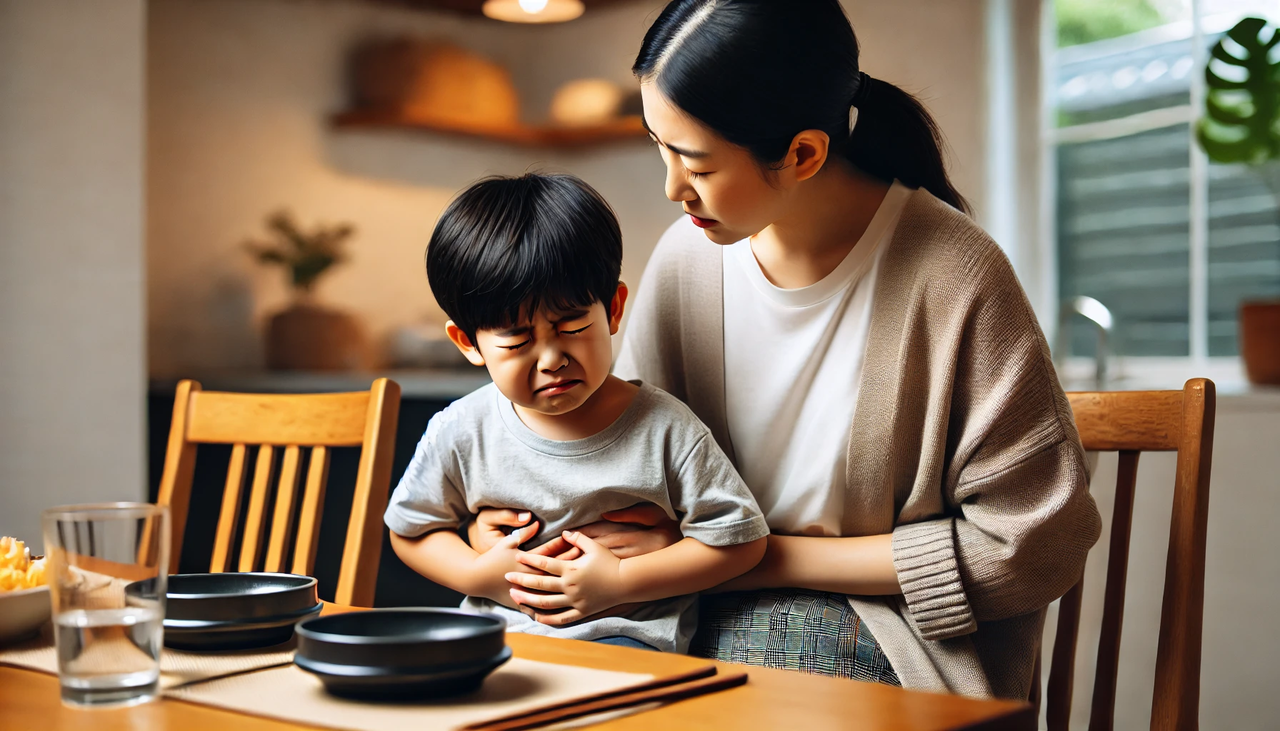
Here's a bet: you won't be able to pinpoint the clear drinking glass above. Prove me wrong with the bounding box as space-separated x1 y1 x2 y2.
41 502 170 707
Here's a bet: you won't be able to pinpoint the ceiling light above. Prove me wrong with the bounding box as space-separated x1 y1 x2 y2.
482 0 584 23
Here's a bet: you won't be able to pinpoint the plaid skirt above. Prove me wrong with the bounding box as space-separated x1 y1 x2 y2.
689 589 901 686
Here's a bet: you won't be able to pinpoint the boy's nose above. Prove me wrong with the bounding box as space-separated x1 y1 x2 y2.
537 346 569 372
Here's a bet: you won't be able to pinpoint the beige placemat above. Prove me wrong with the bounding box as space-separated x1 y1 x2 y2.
167 658 654 731
0 623 296 689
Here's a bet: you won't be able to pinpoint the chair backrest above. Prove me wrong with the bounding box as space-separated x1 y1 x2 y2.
155 378 401 607
1048 378 1215 731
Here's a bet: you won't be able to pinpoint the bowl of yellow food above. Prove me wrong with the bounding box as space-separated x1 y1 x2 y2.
0 537 50 645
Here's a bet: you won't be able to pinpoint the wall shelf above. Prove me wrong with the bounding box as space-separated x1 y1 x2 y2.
330 111 648 148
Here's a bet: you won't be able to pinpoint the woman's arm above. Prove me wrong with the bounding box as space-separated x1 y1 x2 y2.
715 533 900 595
507 532 767 626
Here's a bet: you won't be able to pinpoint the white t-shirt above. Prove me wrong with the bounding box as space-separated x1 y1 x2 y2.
723 181 912 536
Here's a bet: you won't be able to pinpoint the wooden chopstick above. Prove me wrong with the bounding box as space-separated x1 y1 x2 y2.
464 669 748 731
462 664 715 729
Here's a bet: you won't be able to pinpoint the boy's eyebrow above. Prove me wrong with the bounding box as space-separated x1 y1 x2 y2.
551 309 591 323
495 325 532 337
641 117 710 159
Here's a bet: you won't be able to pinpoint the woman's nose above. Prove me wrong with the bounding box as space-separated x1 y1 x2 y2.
664 164 695 203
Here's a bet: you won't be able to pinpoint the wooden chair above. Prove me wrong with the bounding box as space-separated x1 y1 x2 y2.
155 378 401 607
1047 378 1216 731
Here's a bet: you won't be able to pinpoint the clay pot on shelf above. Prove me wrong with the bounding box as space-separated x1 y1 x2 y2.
266 302 367 371
1240 299 1280 385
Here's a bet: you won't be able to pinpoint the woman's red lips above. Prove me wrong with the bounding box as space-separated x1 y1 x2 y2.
689 214 718 229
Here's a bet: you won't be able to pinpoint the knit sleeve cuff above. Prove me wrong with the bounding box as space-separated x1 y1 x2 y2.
892 519 978 640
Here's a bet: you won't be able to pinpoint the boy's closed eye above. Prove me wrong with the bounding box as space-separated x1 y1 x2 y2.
497 323 591 350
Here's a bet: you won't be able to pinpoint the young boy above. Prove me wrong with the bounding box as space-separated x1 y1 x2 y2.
384 173 768 653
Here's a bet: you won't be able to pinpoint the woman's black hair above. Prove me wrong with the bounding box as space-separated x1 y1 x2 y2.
426 173 623 341
633 0 970 214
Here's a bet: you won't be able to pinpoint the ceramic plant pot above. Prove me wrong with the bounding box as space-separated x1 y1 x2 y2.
1239 299 1280 385
266 302 367 371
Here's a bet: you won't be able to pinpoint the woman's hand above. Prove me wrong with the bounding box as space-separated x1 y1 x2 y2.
505 531 628 626
571 504 681 559
467 509 534 554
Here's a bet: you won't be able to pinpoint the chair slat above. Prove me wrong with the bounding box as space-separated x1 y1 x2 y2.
1046 580 1084 731
292 446 331 577
264 445 301 572
1088 450 1141 731
187 391 371 446
238 445 275 572
210 444 248 572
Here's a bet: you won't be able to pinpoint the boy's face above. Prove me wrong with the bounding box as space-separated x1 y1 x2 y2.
447 284 628 418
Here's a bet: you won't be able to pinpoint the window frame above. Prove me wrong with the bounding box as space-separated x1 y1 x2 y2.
1037 0 1277 384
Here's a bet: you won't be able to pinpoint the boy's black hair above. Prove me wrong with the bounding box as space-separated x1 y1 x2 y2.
427 173 623 341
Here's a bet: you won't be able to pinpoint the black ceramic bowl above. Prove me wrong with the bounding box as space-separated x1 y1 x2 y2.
295 609 509 699
127 573 322 651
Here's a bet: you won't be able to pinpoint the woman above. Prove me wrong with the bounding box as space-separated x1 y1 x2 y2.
478 0 1101 700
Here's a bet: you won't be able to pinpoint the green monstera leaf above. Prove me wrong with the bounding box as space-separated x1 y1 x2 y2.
1197 17 1280 165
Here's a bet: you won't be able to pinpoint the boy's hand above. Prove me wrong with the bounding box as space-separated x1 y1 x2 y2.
469 523 543 605
506 531 627 626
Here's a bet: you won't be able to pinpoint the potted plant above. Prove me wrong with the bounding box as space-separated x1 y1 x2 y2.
245 211 367 371
1197 16 1280 384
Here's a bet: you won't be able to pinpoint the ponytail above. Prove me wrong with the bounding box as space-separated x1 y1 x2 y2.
848 77 970 214
635 0 969 215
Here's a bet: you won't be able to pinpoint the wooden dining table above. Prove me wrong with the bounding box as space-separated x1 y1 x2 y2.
0 602 1034 731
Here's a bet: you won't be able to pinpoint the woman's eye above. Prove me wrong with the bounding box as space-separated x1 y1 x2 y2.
687 170 709 180
500 340 531 351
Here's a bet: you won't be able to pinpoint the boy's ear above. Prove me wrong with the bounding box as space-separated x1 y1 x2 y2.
608 282 629 336
445 321 486 367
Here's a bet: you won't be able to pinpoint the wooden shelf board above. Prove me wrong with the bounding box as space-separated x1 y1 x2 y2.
330 111 649 148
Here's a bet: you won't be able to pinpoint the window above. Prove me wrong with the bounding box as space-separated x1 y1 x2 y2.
1049 0 1280 362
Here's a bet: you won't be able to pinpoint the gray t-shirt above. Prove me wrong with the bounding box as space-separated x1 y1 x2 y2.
384 380 768 653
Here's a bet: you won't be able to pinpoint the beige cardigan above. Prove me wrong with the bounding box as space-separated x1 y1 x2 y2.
614 189 1102 700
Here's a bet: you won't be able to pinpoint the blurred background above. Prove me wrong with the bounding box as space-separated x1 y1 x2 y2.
2 0 1278 727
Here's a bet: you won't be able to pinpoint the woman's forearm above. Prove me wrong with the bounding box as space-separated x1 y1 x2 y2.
724 533 901 596
619 536 767 603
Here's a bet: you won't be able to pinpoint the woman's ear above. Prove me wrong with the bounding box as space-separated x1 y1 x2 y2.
445 321 486 366
787 129 831 183
608 282 629 335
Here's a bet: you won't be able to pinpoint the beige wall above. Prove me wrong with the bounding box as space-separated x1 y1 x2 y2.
146 0 988 375
0 0 147 542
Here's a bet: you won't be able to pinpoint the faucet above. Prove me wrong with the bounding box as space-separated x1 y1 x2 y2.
1054 296 1114 389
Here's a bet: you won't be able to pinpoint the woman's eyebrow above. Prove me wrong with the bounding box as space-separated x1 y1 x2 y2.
641 117 710 159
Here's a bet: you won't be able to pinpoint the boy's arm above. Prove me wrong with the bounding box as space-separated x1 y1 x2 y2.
508 531 766 626
391 524 540 610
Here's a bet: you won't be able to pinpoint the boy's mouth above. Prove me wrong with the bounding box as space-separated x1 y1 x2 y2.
534 380 582 396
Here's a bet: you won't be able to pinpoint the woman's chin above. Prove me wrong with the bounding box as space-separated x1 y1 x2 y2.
700 227 744 246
